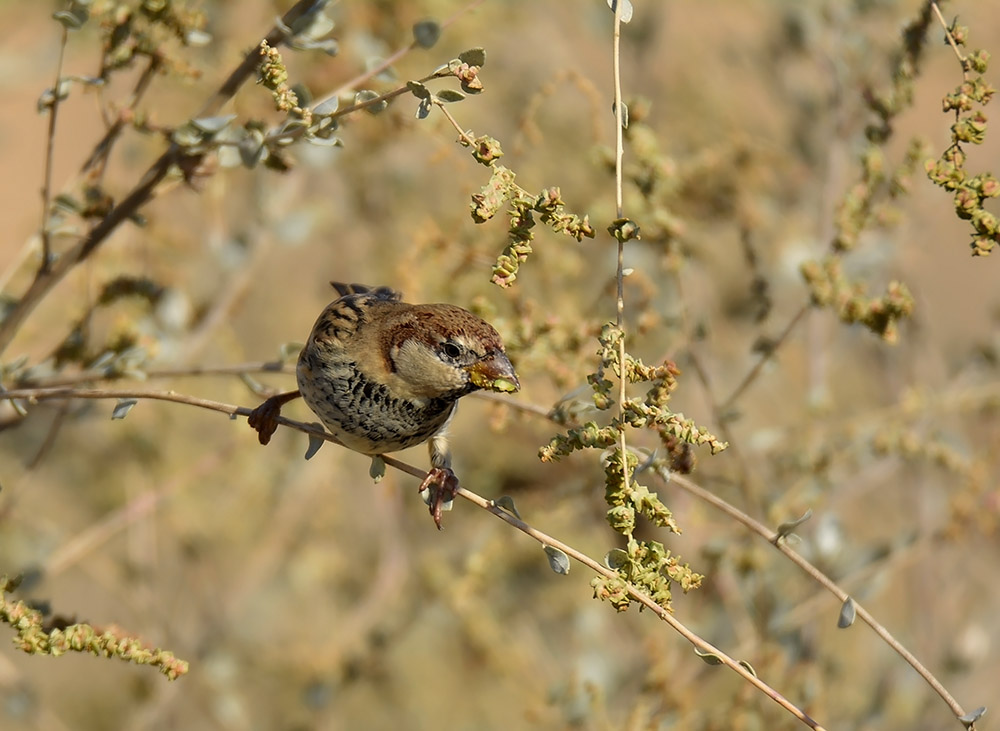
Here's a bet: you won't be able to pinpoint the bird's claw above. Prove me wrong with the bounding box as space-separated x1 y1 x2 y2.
247 390 300 445
418 467 459 530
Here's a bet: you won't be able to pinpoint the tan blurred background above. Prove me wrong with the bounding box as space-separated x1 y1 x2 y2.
1 1 999 729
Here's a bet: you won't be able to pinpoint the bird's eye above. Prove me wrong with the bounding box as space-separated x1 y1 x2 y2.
441 341 463 359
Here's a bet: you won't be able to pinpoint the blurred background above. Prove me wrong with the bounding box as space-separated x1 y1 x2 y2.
1 1 999 729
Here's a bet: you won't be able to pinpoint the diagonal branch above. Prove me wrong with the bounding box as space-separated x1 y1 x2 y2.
0 383 825 729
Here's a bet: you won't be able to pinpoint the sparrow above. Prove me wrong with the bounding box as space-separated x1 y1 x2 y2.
248 282 519 527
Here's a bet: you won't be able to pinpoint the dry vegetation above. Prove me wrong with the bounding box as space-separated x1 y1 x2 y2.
1 1 999 729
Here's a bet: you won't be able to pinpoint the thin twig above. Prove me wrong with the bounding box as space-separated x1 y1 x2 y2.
39 26 70 275
612 0 631 536
269 70 445 149
435 102 477 145
664 471 970 723
305 0 489 126
683 344 760 503
82 56 163 176
930 1 968 69
328 0 488 101
14 361 293 388
719 302 810 413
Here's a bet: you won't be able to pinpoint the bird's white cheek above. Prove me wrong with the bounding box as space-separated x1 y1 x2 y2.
391 341 465 397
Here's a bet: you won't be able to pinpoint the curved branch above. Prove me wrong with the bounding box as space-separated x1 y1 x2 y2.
0 384 825 729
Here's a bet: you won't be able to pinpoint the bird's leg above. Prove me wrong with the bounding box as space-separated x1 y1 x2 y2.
418 431 458 529
247 390 301 445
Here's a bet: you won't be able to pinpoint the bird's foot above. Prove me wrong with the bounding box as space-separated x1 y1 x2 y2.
247 390 301 445
418 467 459 530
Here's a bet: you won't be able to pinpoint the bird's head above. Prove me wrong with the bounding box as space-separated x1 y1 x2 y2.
385 305 519 400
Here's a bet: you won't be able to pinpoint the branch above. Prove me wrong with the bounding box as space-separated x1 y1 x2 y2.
0 384 825 729
664 471 972 723
38 26 69 275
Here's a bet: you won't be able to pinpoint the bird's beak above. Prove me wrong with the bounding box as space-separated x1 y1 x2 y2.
466 351 520 393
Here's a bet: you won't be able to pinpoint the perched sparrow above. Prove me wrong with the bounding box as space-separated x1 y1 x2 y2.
248 283 519 527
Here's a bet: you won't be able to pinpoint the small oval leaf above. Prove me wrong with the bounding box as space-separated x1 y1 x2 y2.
604 548 629 570
355 89 388 115
694 648 724 666
436 89 466 103
959 707 987 727
185 29 213 47
111 398 138 420
412 20 441 49
738 660 757 677
301 11 335 40
607 0 634 23
493 495 522 519
458 48 486 67
776 508 813 540
53 194 82 213
369 455 386 482
304 433 324 460
53 7 88 30
191 114 237 134
314 96 340 116
838 596 857 628
543 546 570 575
305 135 343 147
37 79 72 113
238 135 265 169
612 100 629 129
406 80 431 100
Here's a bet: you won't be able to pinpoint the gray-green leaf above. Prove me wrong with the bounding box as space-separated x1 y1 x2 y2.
959 707 987 727
694 648 724 666
111 399 138 420
305 134 343 147
37 79 73 113
837 596 856 628
314 96 340 116
412 20 441 49
406 81 431 100
191 114 237 134
304 433 325 460
185 29 213 47
238 131 266 169
355 90 388 115
612 100 629 129
607 0 633 23
775 508 812 541
436 89 466 103
604 548 629 570
458 48 486 67
493 495 521 519
543 546 570 575
53 7 88 30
